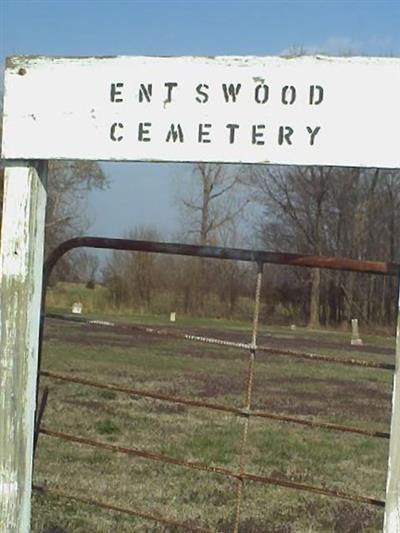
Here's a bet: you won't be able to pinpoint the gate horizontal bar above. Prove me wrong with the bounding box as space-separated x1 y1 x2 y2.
258 345 395 371
45 312 396 371
40 428 385 508
33 484 213 533
41 369 390 439
44 237 400 284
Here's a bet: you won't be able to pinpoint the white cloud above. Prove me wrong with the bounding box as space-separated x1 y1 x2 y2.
323 36 363 54
281 35 397 57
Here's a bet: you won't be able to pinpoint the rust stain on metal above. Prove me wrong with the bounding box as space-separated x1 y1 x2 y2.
233 264 263 532
39 428 385 508
40 369 390 439
43 237 400 286
33 387 49 459
33 485 214 533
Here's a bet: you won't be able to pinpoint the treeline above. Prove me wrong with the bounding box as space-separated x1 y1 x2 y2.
1 156 399 328
99 164 400 328
250 165 400 327
101 228 256 320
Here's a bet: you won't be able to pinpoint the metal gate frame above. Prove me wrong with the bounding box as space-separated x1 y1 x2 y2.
33 236 400 532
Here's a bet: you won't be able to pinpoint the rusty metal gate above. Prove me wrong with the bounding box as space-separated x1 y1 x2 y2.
33 237 400 532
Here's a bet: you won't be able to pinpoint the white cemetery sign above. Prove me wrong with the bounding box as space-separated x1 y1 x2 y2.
1 55 400 533
2 55 400 167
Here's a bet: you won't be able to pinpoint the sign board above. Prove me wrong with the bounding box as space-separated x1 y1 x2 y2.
2 55 400 168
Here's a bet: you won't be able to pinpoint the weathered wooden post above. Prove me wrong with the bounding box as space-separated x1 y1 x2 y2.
0 161 48 532
384 279 400 532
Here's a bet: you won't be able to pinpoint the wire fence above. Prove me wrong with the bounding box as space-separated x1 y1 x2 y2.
33 238 399 531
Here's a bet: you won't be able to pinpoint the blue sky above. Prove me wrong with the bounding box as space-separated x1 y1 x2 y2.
1 0 399 240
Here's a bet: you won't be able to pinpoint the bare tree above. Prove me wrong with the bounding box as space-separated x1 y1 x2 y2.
179 163 247 246
45 161 107 254
177 163 248 309
42 161 108 283
103 226 162 310
213 221 244 316
79 252 100 289
250 164 400 327
250 165 333 327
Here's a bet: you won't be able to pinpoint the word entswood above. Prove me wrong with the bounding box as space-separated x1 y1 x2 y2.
108 82 324 147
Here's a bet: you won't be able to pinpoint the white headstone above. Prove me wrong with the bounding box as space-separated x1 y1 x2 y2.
351 318 363 346
72 302 82 314
170 312 176 322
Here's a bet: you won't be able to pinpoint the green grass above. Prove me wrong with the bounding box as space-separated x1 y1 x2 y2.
31 315 394 532
95 419 120 436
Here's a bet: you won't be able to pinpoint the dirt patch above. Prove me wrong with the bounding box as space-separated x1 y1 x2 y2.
48 331 167 350
183 371 391 421
217 518 294 533
320 501 381 533
195 374 246 399
43 317 392 421
44 317 394 360
61 397 117 415
144 320 394 357
251 376 391 419
192 326 394 357
149 403 188 415
217 499 381 533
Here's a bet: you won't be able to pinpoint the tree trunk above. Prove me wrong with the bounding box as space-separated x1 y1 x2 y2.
343 272 355 322
308 268 320 328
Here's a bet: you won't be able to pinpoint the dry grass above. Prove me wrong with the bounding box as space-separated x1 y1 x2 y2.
32 317 394 532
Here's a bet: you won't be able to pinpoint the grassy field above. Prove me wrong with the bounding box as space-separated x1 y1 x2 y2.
32 313 395 532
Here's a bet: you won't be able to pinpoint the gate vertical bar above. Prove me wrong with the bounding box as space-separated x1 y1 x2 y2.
384 275 400 532
0 161 48 533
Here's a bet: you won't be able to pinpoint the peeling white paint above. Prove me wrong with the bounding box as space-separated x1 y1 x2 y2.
0 481 18 496
0 162 47 533
384 286 400 532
